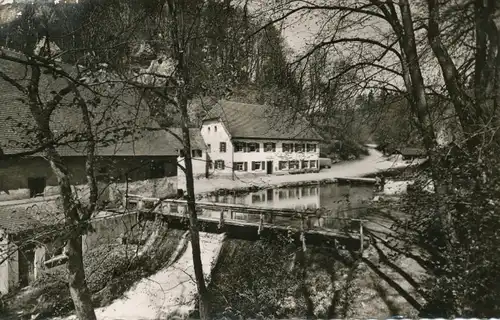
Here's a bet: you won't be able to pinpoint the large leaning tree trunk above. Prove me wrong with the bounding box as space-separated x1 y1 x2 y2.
0 49 98 319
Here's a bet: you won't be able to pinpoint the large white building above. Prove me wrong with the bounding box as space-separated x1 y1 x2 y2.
200 100 323 178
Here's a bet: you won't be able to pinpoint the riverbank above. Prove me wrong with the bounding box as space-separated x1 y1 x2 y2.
192 149 424 196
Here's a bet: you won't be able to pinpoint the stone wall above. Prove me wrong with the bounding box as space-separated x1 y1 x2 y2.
0 231 20 295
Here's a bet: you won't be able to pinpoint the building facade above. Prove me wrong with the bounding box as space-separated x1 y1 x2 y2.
200 101 323 177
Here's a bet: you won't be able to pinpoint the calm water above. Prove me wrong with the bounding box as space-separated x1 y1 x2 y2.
200 183 374 230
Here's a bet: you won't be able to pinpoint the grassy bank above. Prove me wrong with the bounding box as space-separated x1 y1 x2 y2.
208 236 361 319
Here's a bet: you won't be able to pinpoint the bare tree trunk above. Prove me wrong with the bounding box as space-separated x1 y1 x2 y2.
25 59 97 319
179 93 211 319
166 0 211 317
45 148 97 320
66 235 96 320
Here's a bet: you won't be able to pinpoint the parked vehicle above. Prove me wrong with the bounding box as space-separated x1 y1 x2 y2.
319 157 332 169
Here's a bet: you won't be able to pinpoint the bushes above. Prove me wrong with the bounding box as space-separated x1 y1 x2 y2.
209 237 299 319
322 139 369 161
209 237 359 319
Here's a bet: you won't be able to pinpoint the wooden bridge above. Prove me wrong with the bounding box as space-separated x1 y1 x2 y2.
123 194 370 251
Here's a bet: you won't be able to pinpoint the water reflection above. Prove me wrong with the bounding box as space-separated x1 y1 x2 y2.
200 184 373 230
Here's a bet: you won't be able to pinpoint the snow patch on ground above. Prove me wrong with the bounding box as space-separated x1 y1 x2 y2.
383 180 414 195
53 232 225 320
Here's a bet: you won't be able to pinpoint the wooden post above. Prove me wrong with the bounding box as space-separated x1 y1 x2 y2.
218 210 225 230
359 219 364 255
301 214 306 252
163 202 171 214
123 194 128 209
258 212 264 235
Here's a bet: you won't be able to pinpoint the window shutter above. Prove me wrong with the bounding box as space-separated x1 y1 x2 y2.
272 143 276 151
222 161 225 169
262 161 265 169
256 143 260 152
244 162 248 171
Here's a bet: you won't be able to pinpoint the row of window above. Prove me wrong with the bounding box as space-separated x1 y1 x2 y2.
279 160 318 170
210 160 318 171
211 142 317 153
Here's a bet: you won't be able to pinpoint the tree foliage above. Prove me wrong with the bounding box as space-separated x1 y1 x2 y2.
262 0 500 317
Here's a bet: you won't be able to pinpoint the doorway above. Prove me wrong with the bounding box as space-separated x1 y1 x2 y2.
266 161 273 174
28 177 46 198
18 248 35 288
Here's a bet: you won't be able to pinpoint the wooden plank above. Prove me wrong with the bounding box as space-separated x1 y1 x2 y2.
335 177 376 184
150 212 370 249
155 210 359 240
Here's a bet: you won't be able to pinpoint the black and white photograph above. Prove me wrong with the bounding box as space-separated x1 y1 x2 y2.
0 0 498 319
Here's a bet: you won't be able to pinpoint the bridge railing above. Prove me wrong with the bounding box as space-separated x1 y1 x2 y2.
123 194 368 252
123 194 366 234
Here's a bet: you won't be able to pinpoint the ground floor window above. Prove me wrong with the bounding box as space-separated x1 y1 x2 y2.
310 160 317 168
289 160 300 170
215 160 225 170
301 160 309 169
251 161 265 171
234 162 247 171
279 161 288 170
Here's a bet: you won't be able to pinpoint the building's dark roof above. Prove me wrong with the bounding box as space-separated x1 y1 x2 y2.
98 128 206 156
396 147 426 157
205 100 323 141
0 48 204 157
